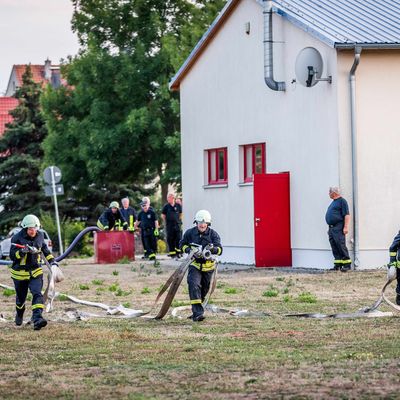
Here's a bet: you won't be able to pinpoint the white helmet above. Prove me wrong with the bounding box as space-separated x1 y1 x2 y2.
21 214 41 229
194 210 212 224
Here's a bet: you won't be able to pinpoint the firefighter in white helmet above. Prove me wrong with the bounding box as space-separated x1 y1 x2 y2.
180 210 222 321
9 214 57 330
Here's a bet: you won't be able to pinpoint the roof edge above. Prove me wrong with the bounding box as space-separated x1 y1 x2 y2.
169 0 241 91
335 43 400 50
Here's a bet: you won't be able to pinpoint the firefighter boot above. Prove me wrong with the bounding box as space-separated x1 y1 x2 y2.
15 305 25 326
32 309 47 331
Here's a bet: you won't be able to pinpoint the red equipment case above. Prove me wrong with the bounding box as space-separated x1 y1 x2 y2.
94 231 135 264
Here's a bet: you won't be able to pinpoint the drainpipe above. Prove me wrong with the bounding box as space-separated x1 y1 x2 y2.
349 46 362 269
263 0 286 91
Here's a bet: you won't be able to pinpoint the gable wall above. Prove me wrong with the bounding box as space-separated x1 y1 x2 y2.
180 0 342 266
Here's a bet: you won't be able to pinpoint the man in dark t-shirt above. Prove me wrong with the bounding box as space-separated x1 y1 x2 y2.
161 193 182 259
325 186 351 272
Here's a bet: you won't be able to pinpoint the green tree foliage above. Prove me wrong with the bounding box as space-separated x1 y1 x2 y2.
0 66 50 230
42 0 226 220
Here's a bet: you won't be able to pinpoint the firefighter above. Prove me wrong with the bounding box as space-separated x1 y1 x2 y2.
120 197 137 232
388 231 400 305
9 214 58 330
134 200 159 260
325 186 352 272
97 201 128 231
180 210 222 322
161 193 182 259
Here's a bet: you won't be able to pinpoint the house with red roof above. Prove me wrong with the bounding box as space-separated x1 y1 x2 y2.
0 59 66 135
5 58 65 97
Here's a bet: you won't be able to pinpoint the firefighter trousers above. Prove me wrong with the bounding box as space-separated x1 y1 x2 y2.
328 225 351 268
141 233 157 259
166 225 182 256
13 275 44 320
187 265 214 318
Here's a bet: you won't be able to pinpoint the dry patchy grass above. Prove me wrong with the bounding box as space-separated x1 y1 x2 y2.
0 260 399 399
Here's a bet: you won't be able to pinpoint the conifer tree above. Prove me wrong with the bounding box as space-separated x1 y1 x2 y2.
0 65 49 229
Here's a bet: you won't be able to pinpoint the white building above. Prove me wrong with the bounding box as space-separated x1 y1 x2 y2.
170 0 400 269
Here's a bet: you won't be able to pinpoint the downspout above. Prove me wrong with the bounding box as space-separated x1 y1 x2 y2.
349 46 362 269
263 0 286 91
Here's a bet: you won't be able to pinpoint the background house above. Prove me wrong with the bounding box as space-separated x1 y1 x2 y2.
5 58 64 96
0 59 65 135
170 0 400 269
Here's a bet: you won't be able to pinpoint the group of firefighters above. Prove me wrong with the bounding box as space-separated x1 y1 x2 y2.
96 194 181 261
8 193 223 328
7 188 400 329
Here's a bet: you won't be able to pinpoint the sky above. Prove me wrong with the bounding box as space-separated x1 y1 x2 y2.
0 0 80 95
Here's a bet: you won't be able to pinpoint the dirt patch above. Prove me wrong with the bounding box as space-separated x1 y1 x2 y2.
0 258 399 399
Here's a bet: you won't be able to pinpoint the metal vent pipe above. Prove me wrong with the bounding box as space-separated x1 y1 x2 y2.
349 46 362 269
263 0 286 91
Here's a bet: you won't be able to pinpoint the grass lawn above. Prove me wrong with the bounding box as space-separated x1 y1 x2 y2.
0 259 399 399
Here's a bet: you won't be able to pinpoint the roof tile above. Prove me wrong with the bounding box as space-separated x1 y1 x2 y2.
0 97 18 135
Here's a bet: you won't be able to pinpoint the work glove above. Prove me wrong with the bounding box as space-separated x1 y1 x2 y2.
154 228 159 237
26 245 39 254
51 261 64 283
387 264 397 281
210 246 219 255
20 246 30 254
388 261 400 268
123 224 128 231
193 252 204 261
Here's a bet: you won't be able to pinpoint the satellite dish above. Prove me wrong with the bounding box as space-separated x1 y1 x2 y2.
295 47 323 87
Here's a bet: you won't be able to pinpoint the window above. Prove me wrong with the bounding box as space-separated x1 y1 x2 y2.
242 143 265 182
206 147 228 185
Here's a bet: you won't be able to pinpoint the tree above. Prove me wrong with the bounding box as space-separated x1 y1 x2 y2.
0 66 50 230
42 0 226 216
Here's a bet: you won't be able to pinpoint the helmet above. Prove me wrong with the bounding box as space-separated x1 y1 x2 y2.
194 210 212 224
109 201 119 209
21 214 41 229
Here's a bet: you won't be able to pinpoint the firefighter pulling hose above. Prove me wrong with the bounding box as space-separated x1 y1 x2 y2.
9 214 59 330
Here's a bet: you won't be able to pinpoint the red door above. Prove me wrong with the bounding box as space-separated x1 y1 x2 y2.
254 173 292 267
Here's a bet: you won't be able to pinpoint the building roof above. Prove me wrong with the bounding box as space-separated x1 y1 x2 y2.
274 0 400 49
0 97 18 135
12 64 66 87
170 0 400 90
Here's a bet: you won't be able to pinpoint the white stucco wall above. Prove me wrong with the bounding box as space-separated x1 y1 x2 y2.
336 50 400 268
179 0 345 267
5 68 17 96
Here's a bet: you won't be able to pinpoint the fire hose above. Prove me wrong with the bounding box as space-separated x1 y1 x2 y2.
0 240 219 321
0 225 398 322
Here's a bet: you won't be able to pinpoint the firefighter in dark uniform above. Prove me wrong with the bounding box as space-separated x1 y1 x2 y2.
161 193 182 258
388 231 400 305
120 197 137 232
180 210 222 322
135 200 159 260
97 201 128 231
10 214 58 330
325 186 351 272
